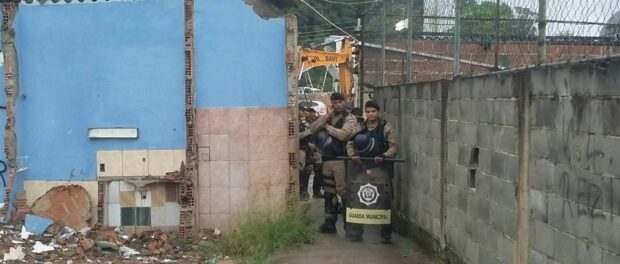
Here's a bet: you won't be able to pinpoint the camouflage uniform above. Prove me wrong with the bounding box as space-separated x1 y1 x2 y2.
311 109 358 233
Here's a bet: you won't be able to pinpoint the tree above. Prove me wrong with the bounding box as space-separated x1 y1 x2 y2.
459 1 536 40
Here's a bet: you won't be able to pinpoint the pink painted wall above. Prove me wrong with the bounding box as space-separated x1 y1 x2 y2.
195 107 290 230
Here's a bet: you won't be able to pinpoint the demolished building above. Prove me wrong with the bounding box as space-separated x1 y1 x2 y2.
0 0 298 236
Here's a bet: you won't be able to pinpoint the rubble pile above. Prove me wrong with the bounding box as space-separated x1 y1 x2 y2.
0 214 206 263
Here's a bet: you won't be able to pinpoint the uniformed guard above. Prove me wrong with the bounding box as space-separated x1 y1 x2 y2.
345 100 399 243
298 107 313 200
311 92 359 234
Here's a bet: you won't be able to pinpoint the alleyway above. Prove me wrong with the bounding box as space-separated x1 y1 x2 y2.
271 198 439 264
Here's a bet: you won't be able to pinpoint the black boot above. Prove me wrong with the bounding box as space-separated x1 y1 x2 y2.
319 192 338 234
380 224 392 244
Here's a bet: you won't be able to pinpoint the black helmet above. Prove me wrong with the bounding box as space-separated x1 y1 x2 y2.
314 129 345 156
353 133 375 154
314 129 330 149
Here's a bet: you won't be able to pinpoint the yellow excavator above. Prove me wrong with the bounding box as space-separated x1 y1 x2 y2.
299 38 354 104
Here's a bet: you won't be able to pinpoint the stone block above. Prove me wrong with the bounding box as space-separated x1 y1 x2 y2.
602 250 620 264
577 240 602 264
490 201 504 232
553 230 578 264
455 164 469 189
547 130 570 165
464 215 475 239
498 74 514 98
447 162 456 185
491 152 505 178
532 159 554 192
529 249 548 264
547 193 570 231
531 67 552 96
447 120 458 142
593 134 620 177
447 101 459 120
479 247 500 264
465 238 480 264
534 221 555 256
477 172 492 199
496 235 515 263
594 60 620 96
568 95 592 134
568 133 594 172
491 178 516 211
477 197 491 224
467 193 479 217
601 176 620 216
472 78 484 99
479 147 492 174
477 124 493 149
530 128 549 159
503 209 518 239
569 63 595 97
474 99 494 124
503 154 518 182
530 189 548 223
589 99 604 134
482 74 499 99
550 66 570 97
500 127 518 155
533 97 558 129
592 213 620 253
501 100 518 127
456 188 468 214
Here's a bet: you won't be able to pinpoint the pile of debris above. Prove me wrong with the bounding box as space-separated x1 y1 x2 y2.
0 213 204 263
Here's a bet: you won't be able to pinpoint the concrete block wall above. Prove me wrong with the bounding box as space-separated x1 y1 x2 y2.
527 60 620 264
374 56 620 264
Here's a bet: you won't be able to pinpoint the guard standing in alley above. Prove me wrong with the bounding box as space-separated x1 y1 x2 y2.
299 107 313 200
306 108 324 199
311 92 358 234
346 100 399 243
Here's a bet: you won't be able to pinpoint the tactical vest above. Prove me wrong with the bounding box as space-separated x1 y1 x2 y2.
320 112 348 160
354 120 389 158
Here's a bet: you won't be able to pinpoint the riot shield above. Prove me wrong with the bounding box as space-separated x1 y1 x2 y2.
345 160 393 225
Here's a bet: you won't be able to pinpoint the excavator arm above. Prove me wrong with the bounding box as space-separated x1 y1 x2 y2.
299 38 353 102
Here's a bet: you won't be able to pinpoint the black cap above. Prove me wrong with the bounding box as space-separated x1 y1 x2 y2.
330 92 345 101
364 101 381 111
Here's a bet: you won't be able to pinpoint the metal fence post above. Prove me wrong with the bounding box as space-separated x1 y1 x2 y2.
453 0 461 76
538 0 547 64
406 0 414 83
381 0 387 86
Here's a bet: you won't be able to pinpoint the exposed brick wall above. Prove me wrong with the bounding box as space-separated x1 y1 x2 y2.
364 40 620 86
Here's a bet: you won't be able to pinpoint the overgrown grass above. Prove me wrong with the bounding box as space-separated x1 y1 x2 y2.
199 206 316 264
399 237 420 257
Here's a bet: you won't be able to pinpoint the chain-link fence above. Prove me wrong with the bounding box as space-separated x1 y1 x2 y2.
360 0 620 86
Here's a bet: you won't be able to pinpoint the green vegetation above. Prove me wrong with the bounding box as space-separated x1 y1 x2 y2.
460 0 537 39
199 207 316 264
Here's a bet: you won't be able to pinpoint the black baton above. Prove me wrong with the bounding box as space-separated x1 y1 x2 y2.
336 156 405 162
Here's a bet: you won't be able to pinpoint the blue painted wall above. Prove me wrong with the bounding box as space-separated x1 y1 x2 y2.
195 0 287 108
0 0 287 205
12 0 186 191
